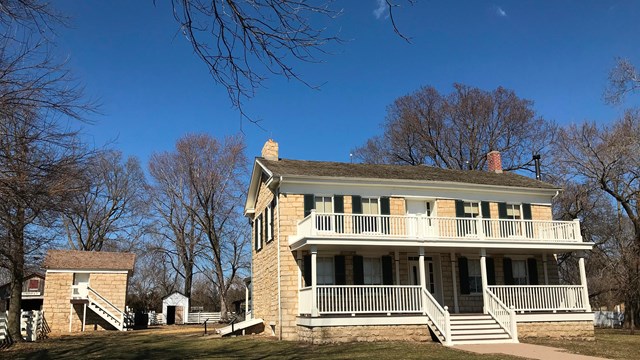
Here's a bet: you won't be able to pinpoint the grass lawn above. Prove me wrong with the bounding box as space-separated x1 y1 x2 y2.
0 325 521 360
523 328 640 360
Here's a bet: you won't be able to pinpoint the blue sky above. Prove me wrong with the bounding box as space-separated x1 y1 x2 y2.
55 1 640 166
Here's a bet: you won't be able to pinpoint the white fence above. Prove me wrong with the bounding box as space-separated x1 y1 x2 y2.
187 312 221 324
594 311 624 328
0 310 46 343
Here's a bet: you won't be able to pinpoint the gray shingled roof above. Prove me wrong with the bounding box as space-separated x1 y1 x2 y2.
259 158 558 190
43 250 136 271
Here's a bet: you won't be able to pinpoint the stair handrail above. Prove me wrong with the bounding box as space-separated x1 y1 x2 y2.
422 289 450 345
484 288 518 342
87 286 126 329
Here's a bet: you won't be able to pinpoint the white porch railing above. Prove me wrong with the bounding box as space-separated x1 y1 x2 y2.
422 289 450 345
298 287 313 315
296 211 583 243
485 289 518 341
316 285 423 314
487 285 588 312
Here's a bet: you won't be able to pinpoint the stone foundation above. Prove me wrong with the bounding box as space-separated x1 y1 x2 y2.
517 321 594 340
297 325 431 344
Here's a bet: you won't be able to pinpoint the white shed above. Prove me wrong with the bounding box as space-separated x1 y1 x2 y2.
162 291 189 325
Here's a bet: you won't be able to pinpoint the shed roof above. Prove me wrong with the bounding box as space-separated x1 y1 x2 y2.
43 250 135 271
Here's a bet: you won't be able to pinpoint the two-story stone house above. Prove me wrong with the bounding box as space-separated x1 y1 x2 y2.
245 140 594 345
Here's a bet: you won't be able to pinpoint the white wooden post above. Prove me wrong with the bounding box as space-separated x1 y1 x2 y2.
297 251 303 288
245 283 250 320
444 306 452 346
573 219 583 241
311 245 318 317
578 255 591 312
418 247 427 315
450 252 459 313
82 303 87 332
480 249 488 314
310 209 317 236
509 305 519 343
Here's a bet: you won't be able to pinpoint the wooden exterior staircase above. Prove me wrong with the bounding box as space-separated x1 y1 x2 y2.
87 287 132 331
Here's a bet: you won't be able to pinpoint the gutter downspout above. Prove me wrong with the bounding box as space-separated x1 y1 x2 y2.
276 187 282 340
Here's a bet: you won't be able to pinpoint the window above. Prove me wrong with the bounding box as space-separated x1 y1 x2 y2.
315 196 333 213
317 257 335 285
467 259 482 293
506 204 521 219
254 215 262 251
512 260 528 285
361 198 379 215
27 279 40 291
266 202 274 242
463 202 480 218
363 257 382 285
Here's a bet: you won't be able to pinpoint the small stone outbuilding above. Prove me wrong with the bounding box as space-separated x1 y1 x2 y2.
42 250 136 334
162 291 189 325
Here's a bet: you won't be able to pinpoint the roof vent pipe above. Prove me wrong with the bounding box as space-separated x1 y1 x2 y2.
533 154 541 180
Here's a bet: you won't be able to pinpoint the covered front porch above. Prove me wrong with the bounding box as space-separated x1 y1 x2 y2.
295 245 592 344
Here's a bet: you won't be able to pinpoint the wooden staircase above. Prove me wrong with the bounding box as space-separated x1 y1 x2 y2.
448 314 512 344
87 287 132 331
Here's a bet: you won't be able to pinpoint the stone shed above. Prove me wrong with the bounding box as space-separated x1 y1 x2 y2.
42 250 136 334
162 291 189 325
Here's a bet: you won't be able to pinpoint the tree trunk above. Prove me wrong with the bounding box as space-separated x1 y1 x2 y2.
7 212 25 342
184 262 193 298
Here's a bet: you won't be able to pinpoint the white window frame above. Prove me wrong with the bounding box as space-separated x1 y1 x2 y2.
506 203 522 220
463 201 481 218
512 259 528 285
361 197 380 215
255 215 262 251
467 258 482 294
266 203 273 242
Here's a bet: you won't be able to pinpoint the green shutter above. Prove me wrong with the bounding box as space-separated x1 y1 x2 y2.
487 257 496 285
335 255 346 285
352 196 362 214
481 202 491 218
334 196 344 213
503 257 514 285
522 203 532 220
380 197 391 234
458 257 470 295
382 256 393 285
455 200 465 218
303 255 311 287
498 202 508 219
353 255 364 285
303 194 314 217
527 258 539 285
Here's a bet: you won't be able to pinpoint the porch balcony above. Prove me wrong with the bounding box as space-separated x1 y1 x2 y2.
291 211 586 250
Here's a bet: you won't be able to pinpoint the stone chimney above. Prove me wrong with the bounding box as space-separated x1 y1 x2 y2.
487 151 502 173
261 139 279 161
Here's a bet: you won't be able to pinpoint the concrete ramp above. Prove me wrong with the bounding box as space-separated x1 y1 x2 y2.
218 318 264 336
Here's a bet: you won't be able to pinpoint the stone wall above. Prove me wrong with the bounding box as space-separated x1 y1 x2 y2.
297 324 431 344
42 271 129 334
517 321 594 340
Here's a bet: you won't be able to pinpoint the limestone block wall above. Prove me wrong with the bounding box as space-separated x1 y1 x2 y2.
42 272 74 334
517 321 594 340
297 324 431 344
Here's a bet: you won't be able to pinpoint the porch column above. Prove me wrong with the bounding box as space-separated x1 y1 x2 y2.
578 253 592 312
542 253 549 285
450 252 459 313
311 245 319 317
394 251 400 285
480 249 488 314
82 303 87 332
419 247 428 314
245 282 250 320
296 251 303 289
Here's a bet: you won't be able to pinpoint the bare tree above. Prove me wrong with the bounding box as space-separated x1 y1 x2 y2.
149 151 205 298
150 134 249 320
604 58 640 105
555 111 640 330
127 248 180 312
63 150 148 252
169 0 414 120
353 83 556 173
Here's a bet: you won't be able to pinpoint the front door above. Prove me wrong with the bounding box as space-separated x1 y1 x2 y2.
408 256 443 305
72 273 90 298
406 200 435 236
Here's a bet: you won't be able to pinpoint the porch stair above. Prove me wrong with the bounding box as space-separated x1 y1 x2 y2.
448 314 512 345
86 287 131 331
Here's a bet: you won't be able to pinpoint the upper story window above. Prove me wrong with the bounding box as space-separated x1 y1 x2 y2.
254 214 263 251
27 279 40 291
463 202 480 218
315 196 333 213
361 197 379 215
506 204 521 220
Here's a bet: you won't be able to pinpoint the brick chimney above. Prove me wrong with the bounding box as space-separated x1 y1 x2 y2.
487 151 502 173
261 139 279 161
